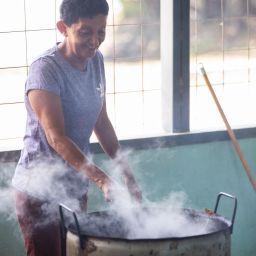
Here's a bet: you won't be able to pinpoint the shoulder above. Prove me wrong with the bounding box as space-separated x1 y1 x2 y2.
26 55 61 95
27 46 61 86
89 50 105 70
96 50 104 58
29 46 59 72
94 50 104 63
25 46 65 96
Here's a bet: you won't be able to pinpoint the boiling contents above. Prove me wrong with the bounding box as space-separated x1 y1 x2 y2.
72 208 229 239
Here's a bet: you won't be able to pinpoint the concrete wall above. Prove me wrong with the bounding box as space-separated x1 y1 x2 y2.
1 138 256 255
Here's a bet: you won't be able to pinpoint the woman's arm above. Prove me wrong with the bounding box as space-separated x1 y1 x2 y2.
93 100 120 158
28 89 113 199
94 100 142 202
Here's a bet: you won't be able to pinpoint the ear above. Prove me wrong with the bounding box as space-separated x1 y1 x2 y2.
56 20 68 37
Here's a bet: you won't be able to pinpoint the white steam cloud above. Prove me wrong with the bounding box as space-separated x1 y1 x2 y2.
104 183 215 239
1 150 216 239
0 165 15 220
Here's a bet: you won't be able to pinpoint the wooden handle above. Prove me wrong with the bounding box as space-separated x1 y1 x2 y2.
200 64 256 191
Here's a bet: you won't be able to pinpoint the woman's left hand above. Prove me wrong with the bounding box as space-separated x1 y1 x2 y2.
122 172 143 203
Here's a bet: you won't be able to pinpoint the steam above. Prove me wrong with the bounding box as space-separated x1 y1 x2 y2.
105 183 214 239
0 165 15 220
0 150 216 239
15 158 90 226
91 150 216 239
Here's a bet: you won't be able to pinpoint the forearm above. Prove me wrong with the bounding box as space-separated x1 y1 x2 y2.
94 116 120 158
94 110 142 202
46 133 108 187
94 115 132 175
27 90 111 192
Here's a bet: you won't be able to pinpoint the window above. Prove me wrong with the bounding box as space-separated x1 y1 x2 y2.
1 0 256 152
0 0 162 151
99 0 162 138
0 0 60 151
190 0 256 131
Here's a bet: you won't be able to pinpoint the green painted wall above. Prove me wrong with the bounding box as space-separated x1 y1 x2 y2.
1 138 256 255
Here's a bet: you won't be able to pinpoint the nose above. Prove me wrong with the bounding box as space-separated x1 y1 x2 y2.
89 34 100 48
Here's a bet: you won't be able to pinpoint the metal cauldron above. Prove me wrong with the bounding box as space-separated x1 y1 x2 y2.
59 192 237 256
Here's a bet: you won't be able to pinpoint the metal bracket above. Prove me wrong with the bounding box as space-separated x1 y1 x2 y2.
59 203 85 250
214 192 238 233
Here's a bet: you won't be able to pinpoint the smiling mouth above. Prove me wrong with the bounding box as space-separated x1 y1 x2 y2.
78 46 98 57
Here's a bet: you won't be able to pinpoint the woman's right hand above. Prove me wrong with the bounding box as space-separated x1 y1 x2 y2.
99 176 115 202
80 162 115 202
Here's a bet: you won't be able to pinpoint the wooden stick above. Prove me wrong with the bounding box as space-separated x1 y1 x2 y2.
199 64 256 191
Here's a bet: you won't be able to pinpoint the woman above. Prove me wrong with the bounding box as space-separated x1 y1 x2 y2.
12 0 142 255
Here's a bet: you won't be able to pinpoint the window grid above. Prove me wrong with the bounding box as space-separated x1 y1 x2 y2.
191 0 256 88
0 0 162 147
190 0 256 130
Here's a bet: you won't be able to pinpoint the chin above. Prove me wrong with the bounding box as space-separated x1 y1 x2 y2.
83 50 97 59
89 49 97 56
89 51 97 57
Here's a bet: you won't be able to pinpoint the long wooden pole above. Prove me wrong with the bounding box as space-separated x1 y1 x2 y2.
200 64 256 191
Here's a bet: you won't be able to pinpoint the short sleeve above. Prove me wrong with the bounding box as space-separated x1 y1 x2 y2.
25 57 61 96
96 51 106 93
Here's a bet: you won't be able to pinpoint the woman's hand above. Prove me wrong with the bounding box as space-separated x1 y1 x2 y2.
122 172 142 203
99 176 116 202
118 159 142 203
94 167 142 204
100 172 142 204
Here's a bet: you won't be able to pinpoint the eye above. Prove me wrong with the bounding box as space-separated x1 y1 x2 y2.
79 30 91 37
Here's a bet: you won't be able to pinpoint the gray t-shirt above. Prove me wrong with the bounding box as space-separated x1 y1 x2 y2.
12 45 105 200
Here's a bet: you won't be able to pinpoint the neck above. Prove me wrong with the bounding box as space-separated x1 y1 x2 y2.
57 41 87 71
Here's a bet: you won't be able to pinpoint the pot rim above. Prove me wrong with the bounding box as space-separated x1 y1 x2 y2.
66 207 232 242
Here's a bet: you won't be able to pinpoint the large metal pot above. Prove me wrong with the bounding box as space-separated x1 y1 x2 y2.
59 192 237 256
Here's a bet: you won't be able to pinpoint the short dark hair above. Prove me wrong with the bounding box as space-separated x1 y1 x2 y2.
60 0 109 26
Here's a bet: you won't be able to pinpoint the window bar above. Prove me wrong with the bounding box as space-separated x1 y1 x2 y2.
173 0 190 132
24 0 29 76
111 0 117 129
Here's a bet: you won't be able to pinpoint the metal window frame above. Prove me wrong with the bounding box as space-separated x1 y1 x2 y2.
173 0 190 132
161 0 190 133
2 126 256 162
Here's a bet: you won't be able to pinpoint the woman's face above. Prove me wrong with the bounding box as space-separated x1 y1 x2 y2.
65 14 107 62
